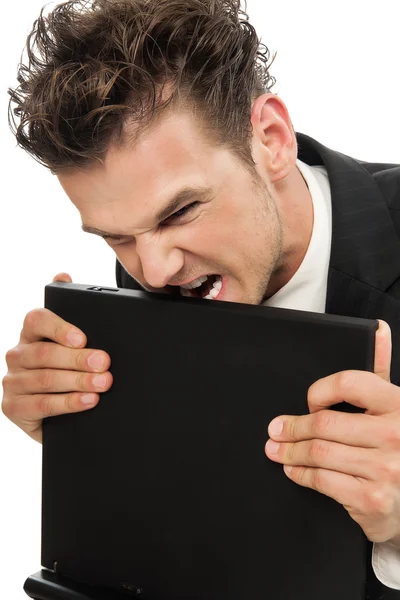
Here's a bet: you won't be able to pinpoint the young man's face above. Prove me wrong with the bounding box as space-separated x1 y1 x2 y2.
58 109 285 305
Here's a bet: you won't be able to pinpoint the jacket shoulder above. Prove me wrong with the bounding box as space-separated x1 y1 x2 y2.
358 162 400 244
361 162 400 301
359 161 400 209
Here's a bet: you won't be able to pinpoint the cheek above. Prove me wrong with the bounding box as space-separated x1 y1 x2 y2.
179 221 229 254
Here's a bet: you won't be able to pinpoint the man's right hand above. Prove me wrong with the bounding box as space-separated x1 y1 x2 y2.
1 273 113 443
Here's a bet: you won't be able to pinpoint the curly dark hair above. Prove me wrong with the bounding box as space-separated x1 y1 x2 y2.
8 0 276 174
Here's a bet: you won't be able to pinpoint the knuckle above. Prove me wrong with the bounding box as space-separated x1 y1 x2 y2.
311 468 326 493
312 410 334 438
34 394 53 418
380 459 400 483
76 372 89 391
58 320 70 341
35 342 53 365
5 346 21 367
288 418 300 440
2 372 13 392
307 382 319 406
69 391 89 411
37 369 54 392
382 422 400 447
337 371 358 396
1 393 13 419
285 442 296 463
64 393 76 412
23 308 43 332
309 439 330 466
53 320 65 343
75 350 87 370
363 485 394 519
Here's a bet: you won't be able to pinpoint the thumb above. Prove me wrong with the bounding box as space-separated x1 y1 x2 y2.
52 272 73 283
374 319 392 382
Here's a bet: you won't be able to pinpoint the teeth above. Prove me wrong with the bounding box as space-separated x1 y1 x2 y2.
205 276 223 300
213 277 222 293
180 275 208 290
180 275 223 300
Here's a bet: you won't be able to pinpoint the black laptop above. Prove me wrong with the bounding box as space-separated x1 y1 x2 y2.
31 282 377 600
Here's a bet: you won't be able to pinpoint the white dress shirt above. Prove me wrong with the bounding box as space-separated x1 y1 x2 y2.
263 158 400 589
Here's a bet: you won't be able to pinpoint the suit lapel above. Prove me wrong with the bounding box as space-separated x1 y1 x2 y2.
297 133 400 383
297 132 400 292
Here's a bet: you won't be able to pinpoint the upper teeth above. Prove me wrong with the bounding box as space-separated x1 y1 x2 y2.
180 275 208 290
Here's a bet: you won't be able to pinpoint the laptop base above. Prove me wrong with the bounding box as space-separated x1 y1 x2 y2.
23 570 132 600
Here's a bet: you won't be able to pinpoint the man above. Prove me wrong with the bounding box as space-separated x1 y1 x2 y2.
2 0 400 597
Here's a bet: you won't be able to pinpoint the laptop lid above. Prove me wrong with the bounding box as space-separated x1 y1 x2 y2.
42 282 377 600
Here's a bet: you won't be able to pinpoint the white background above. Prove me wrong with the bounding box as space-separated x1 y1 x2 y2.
1 0 399 597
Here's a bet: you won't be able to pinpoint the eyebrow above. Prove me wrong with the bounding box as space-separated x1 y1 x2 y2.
81 186 212 239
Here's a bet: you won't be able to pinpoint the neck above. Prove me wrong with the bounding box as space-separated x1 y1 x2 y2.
265 164 314 299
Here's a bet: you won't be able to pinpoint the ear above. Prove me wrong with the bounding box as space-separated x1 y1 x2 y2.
250 94 297 183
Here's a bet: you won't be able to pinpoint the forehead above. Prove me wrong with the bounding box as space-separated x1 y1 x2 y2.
58 111 234 227
119 110 212 177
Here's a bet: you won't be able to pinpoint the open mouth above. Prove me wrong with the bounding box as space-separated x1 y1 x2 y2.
179 274 223 300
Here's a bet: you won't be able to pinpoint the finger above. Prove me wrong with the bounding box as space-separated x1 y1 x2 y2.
374 320 392 382
5 368 113 395
268 410 385 448
9 391 100 424
20 308 87 348
265 438 377 479
282 464 364 509
282 467 396 543
307 370 400 415
11 342 111 373
52 272 72 283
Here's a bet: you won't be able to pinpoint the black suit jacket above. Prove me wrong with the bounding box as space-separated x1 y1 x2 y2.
116 133 400 599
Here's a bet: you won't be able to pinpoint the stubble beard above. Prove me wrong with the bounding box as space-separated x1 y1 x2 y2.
251 182 284 306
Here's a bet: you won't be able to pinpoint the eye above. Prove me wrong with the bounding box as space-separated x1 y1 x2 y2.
163 201 199 225
103 236 132 247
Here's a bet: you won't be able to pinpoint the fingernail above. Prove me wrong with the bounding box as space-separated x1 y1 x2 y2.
269 419 283 437
284 465 293 475
93 375 107 389
88 353 104 370
81 394 97 406
266 440 280 454
67 331 84 347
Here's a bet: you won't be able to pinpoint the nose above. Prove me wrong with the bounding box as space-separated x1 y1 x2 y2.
136 232 184 289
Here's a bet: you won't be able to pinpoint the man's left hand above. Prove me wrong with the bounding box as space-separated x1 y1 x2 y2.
265 320 400 544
